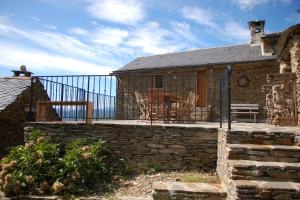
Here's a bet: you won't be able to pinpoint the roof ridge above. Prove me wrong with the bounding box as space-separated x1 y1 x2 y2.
135 43 251 59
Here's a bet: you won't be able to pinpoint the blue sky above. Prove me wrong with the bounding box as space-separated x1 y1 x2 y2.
0 0 299 76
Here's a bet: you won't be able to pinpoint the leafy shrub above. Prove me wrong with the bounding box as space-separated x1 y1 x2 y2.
0 130 126 197
62 139 126 194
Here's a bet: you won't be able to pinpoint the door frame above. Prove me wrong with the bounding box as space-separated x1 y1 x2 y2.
196 70 207 107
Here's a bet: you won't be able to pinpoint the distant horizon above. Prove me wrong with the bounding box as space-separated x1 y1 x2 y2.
0 0 299 77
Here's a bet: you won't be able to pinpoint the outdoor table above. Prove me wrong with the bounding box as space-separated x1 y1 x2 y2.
146 88 183 123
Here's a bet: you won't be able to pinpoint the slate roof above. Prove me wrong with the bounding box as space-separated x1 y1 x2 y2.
115 44 276 72
0 77 32 111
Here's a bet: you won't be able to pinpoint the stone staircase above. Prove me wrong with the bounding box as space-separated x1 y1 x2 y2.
219 130 300 200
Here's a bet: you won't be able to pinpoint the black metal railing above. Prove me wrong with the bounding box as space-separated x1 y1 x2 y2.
116 74 210 124
28 73 223 124
219 66 232 130
28 75 116 122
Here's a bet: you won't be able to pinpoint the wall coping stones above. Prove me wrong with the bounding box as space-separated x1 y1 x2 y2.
27 121 220 131
28 121 300 134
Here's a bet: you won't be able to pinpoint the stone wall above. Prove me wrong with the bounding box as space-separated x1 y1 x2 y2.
116 60 278 122
216 129 233 198
25 122 218 171
290 34 300 124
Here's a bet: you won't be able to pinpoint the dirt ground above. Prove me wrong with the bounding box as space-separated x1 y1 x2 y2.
102 171 219 200
0 172 219 200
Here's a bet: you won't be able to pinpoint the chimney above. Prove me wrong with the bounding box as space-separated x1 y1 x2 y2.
11 65 33 77
248 20 265 46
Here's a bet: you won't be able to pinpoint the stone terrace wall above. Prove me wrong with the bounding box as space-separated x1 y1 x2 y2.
25 122 218 171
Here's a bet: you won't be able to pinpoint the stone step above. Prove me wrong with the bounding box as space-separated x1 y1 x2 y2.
227 130 299 145
152 181 227 200
228 144 300 163
233 180 300 199
229 160 300 182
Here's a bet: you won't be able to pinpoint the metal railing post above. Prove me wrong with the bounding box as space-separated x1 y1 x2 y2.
227 66 232 130
150 76 153 125
219 75 222 128
86 76 90 123
27 77 34 121
60 83 64 118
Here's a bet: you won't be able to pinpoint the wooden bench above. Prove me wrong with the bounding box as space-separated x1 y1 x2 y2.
36 101 93 123
231 104 259 123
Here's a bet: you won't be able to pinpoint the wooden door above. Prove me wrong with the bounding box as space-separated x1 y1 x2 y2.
197 70 207 107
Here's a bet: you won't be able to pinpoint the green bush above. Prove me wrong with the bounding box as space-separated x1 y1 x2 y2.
62 139 126 194
0 130 126 197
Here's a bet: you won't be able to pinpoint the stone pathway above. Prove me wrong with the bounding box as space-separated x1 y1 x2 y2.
152 182 226 200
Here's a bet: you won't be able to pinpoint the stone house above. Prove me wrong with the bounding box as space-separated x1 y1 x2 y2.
113 20 280 121
0 70 58 157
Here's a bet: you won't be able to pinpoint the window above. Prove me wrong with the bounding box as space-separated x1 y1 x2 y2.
155 75 163 88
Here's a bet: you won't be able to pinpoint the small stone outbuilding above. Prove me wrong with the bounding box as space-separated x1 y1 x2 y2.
0 70 58 157
0 77 33 156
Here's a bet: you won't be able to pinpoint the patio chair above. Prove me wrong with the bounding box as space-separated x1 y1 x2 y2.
175 92 198 122
135 92 150 120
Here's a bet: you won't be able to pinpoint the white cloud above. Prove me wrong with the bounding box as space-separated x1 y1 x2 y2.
181 6 216 28
0 14 202 76
180 6 249 44
92 27 129 47
231 0 291 10
86 0 145 25
43 24 57 30
285 13 300 23
69 27 89 36
170 21 198 43
0 18 124 74
125 21 183 54
30 16 41 22
0 42 116 75
218 20 249 43
0 20 104 60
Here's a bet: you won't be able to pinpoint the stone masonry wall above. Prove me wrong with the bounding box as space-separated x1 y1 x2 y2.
25 122 218 171
216 129 234 198
289 34 300 124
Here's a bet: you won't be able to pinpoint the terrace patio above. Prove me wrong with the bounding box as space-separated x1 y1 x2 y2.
27 67 235 128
